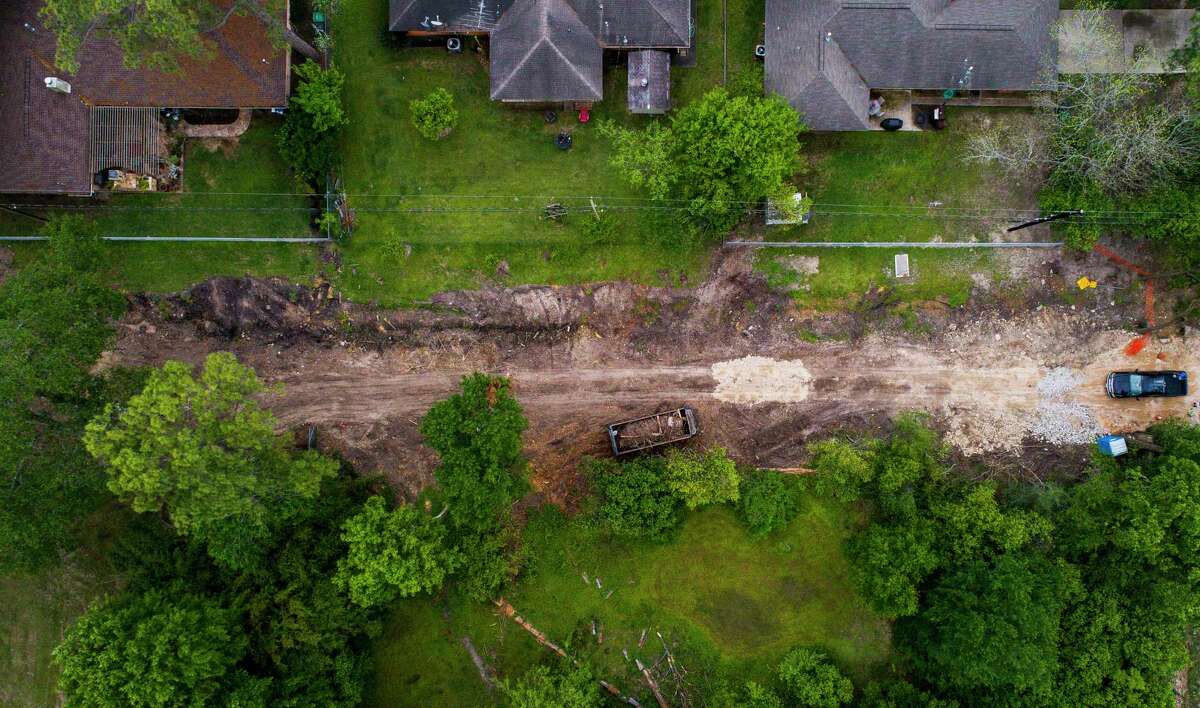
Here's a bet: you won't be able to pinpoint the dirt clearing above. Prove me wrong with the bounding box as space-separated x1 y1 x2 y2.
101 250 1199 503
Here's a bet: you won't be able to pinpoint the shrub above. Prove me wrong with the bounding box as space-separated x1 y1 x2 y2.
411 88 459 140
1039 178 1111 252
590 456 680 541
664 447 740 509
777 647 854 707
279 61 347 186
742 680 784 707
738 470 797 537
502 662 601 707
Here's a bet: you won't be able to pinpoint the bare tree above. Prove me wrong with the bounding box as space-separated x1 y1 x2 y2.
964 5 1200 194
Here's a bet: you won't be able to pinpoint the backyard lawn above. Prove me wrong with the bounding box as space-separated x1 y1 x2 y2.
330 0 771 305
369 495 891 706
94 118 321 292
5 0 1014 310
753 109 1037 307
1 118 320 294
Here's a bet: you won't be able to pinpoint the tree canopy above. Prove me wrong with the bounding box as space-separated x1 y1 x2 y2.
810 417 1200 706
54 585 250 707
279 62 348 186
419 373 528 534
40 0 313 74
776 647 854 708
737 470 798 538
899 553 1081 698
502 663 602 708
664 447 740 509
0 217 125 572
83 352 337 569
590 455 680 542
418 373 529 599
334 495 460 608
410 88 459 141
601 87 803 234
56 470 382 707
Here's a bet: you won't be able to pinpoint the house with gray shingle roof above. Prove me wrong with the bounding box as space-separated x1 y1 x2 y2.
0 0 290 195
764 0 1058 131
390 0 690 109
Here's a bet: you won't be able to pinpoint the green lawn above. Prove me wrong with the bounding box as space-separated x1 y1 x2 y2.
330 0 775 305
753 109 1031 307
370 496 891 706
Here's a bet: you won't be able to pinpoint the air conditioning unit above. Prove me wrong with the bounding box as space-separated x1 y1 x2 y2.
44 77 72 94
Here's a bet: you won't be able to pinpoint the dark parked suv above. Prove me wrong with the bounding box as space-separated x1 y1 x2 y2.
1105 370 1188 399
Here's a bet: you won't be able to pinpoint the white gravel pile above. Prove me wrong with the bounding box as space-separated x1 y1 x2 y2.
1029 367 1101 445
711 356 813 404
1036 366 1083 398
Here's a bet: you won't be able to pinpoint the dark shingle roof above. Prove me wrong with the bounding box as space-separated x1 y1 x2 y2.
392 0 690 47
389 0 514 33
393 0 689 104
490 0 603 102
765 0 1058 131
0 0 289 194
627 50 671 113
567 0 690 48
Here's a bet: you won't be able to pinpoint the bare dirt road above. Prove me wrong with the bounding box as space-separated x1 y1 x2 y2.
103 251 1198 503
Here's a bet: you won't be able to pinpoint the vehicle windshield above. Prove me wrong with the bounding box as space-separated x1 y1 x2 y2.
1128 374 1166 396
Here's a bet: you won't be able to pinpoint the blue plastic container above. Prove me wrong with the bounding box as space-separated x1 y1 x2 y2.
1097 435 1128 457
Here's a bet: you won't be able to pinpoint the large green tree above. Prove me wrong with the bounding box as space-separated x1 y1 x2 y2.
419 373 528 599
899 553 1081 699
334 495 461 608
99 472 381 707
0 217 126 571
419 373 528 534
1049 421 1200 706
54 585 250 706
812 416 1200 706
601 87 803 233
83 352 337 569
40 0 317 75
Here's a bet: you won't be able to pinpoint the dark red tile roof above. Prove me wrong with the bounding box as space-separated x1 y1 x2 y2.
0 0 290 194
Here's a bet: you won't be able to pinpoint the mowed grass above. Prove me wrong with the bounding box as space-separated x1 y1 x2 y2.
370 495 891 706
754 109 1031 307
94 118 321 292
332 0 759 305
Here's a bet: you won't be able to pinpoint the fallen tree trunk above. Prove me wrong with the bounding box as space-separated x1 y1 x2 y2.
460 636 495 691
493 597 648 705
493 598 567 659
